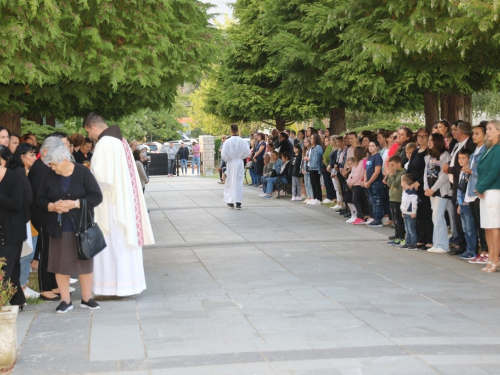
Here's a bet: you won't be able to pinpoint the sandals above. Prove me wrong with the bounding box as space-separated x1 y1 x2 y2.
481 261 500 273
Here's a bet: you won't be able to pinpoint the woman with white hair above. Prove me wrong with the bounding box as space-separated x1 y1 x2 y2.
36 137 103 313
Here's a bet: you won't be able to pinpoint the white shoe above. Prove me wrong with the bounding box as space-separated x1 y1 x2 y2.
70 278 78 284
346 217 356 223
69 287 76 292
331 204 343 211
427 247 436 253
310 200 321 205
433 248 448 254
365 218 374 224
300 195 306 200
381 217 390 225
322 199 332 204
24 287 40 299
258 193 266 197
291 196 296 201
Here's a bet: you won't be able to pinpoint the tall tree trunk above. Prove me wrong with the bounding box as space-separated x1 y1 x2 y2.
0 111 21 134
329 107 346 135
462 95 472 123
275 117 286 131
423 92 439 134
26 114 43 125
440 94 453 123
46 115 56 126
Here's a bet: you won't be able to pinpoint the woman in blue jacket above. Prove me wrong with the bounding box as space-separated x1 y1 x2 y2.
304 133 324 204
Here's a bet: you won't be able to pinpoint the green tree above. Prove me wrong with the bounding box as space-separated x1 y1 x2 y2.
1 0 220 133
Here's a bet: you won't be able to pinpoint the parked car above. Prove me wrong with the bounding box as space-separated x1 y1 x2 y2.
143 142 163 153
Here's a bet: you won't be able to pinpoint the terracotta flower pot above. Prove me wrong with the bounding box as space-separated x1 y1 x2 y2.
0 305 19 369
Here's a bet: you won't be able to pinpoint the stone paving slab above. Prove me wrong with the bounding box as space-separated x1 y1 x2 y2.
12 176 500 374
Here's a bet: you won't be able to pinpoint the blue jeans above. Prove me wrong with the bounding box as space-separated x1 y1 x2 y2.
168 159 176 175
403 214 417 245
367 181 384 221
459 204 477 254
20 236 37 286
265 177 287 194
304 172 313 198
180 159 188 175
249 167 258 185
192 156 200 175
430 197 450 250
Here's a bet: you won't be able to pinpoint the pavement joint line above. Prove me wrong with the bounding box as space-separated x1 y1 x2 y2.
87 309 94 362
15 308 38 367
136 298 149 359
189 248 268 344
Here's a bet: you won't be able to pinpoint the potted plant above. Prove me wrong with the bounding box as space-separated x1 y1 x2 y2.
0 257 19 370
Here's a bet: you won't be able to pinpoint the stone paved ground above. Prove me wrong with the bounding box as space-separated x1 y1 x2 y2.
13 176 500 375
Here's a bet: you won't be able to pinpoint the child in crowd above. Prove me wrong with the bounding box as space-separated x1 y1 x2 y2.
343 158 357 223
291 144 303 201
331 136 345 211
364 140 384 227
456 149 478 260
400 173 419 250
404 142 417 169
347 147 367 225
386 155 406 246
302 138 314 203
445 132 453 150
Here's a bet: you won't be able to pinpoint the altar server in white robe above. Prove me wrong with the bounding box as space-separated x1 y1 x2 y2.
222 124 251 209
83 113 154 296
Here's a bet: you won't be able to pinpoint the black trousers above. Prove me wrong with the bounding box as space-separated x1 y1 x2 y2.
469 199 488 253
453 201 466 246
321 170 335 200
417 194 434 245
390 202 405 239
0 242 26 306
309 170 323 201
32 220 58 292
352 186 365 219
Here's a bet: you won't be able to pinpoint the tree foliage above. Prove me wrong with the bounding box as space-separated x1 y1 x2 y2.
1 0 220 124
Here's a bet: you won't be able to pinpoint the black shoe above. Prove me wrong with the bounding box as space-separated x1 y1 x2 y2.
236 203 241 210
40 294 61 302
227 203 234 208
388 235 396 240
56 301 73 314
449 248 466 256
339 209 346 215
80 298 101 310
343 212 351 217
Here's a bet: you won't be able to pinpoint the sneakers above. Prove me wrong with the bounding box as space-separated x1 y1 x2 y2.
367 221 383 228
427 247 437 253
69 278 78 284
24 287 40 299
227 203 234 208
352 218 366 225
331 204 343 211
381 217 390 225
401 244 417 250
433 248 448 254
236 203 241 210
300 195 306 200
258 193 266 197
388 235 397 241
302 198 312 204
459 252 476 260
80 298 101 310
346 216 356 223
322 199 333 204
365 218 374 225
469 254 489 264
291 196 296 201
389 239 405 247
56 301 73 314
310 200 321 205
262 194 273 199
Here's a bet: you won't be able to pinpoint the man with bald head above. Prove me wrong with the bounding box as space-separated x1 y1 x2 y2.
83 112 154 297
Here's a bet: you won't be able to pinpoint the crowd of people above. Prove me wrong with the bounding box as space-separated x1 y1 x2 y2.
233 120 500 272
0 113 154 314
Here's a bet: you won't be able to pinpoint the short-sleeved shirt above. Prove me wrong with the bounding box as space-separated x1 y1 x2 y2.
366 153 383 182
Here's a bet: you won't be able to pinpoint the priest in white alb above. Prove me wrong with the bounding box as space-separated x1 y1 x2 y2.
221 124 251 209
83 113 154 296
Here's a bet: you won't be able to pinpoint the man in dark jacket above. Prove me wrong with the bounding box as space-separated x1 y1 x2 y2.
443 121 476 254
177 142 190 176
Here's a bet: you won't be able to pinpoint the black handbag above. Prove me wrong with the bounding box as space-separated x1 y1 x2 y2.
76 199 107 260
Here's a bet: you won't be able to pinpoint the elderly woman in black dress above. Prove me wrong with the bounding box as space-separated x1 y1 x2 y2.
37 137 103 313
